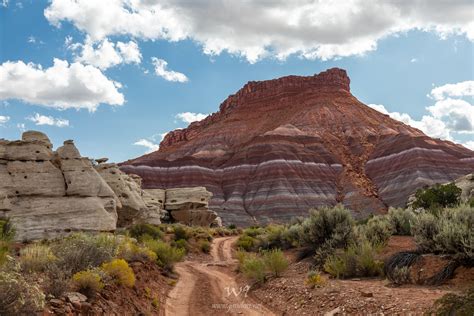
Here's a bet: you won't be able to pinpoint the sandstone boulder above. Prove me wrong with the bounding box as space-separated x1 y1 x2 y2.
94 163 162 226
0 132 117 241
164 187 217 226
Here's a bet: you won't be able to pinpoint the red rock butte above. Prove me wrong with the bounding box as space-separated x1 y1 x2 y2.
121 68 474 226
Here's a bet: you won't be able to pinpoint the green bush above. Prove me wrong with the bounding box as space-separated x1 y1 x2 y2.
72 270 104 297
387 208 416 235
0 270 45 315
388 266 411 285
117 237 157 262
0 219 15 265
262 249 288 277
228 224 237 229
361 215 394 245
173 225 190 241
305 270 326 288
323 241 383 279
129 224 164 241
236 235 257 252
173 239 189 252
20 244 56 273
241 255 266 283
101 259 135 287
50 233 119 275
432 287 473 316
300 205 354 251
243 227 266 238
144 240 185 272
199 240 211 253
412 206 473 260
412 182 462 210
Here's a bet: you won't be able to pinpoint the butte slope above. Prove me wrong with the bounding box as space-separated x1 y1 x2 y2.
121 68 474 226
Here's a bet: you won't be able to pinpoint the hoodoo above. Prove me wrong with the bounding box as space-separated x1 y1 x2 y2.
121 68 474 226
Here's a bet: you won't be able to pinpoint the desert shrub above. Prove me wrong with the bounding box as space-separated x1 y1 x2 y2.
432 287 473 316
324 241 383 279
388 266 411 285
172 239 189 252
236 235 257 252
0 270 45 315
235 249 247 271
300 205 354 251
412 182 462 210
361 215 394 246
72 270 104 297
411 212 439 252
144 240 185 271
305 270 326 288
258 225 292 250
117 237 157 262
43 263 70 298
241 255 266 283
387 208 416 235
282 224 302 248
262 249 288 277
50 233 119 275
412 207 473 260
199 240 211 253
243 227 265 238
20 244 56 273
0 219 14 265
469 197 474 208
128 224 164 241
101 259 135 287
228 224 237 229
173 225 190 241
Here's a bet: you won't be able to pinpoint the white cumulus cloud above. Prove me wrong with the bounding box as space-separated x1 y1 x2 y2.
151 57 188 82
134 139 160 153
44 0 474 63
0 58 124 111
368 80 474 149
68 37 142 70
0 115 10 125
175 112 207 124
27 113 69 127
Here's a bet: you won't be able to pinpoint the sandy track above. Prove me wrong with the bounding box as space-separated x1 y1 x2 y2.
165 237 274 316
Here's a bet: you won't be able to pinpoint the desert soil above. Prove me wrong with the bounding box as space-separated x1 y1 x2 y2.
164 236 275 316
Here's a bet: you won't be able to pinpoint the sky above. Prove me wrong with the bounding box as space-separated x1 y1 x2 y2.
0 0 473 162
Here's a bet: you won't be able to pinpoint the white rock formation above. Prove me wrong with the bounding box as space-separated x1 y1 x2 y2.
0 132 117 241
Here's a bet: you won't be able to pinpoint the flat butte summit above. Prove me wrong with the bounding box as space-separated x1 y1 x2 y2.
121 68 474 226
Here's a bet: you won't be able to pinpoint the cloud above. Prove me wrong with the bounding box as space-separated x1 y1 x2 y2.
368 80 474 148
1 0 8 8
429 80 474 101
463 141 474 150
68 37 142 70
0 115 10 125
410 58 418 63
17 123 26 132
27 113 69 127
151 57 188 82
45 0 474 63
175 112 207 124
134 139 160 153
0 58 124 111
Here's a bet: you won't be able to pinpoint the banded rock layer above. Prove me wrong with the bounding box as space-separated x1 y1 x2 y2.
121 68 474 226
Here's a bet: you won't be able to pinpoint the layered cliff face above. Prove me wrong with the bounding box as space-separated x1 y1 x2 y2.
121 68 474 226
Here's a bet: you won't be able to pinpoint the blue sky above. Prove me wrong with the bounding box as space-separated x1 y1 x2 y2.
0 0 473 162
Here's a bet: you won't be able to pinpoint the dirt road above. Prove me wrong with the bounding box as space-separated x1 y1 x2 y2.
164 236 274 316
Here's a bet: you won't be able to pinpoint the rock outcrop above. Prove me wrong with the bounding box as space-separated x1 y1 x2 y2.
164 187 218 226
121 68 474 226
0 132 117 241
94 163 163 226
